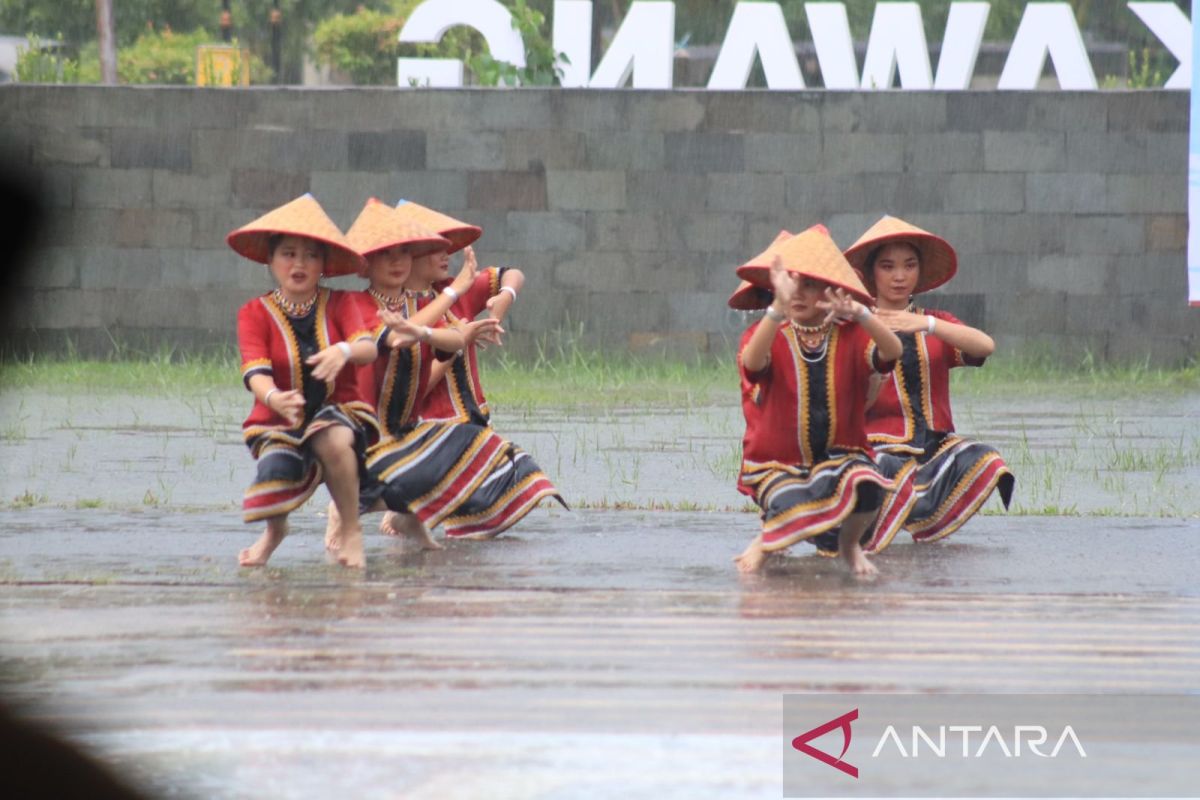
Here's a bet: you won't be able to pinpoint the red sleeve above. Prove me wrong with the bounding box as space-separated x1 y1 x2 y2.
330 291 374 345
855 323 896 375
431 318 458 362
346 291 388 349
870 347 896 373
930 308 986 368
237 300 273 390
737 321 772 388
460 268 499 318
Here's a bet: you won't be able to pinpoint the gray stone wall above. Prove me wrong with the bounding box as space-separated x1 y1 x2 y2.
1 86 1194 363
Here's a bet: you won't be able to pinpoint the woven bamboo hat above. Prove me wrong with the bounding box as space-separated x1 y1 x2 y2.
727 280 774 311
226 193 365 277
393 199 481 254
724 278 772 309
347 198 452 264
843 215 957 295
728 229 794 310
735 224 871 304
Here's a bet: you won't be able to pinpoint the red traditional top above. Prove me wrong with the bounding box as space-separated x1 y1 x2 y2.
737 320 895 495
865 308 985 452
416 266 505 425
237 288 373 440
349 291 453 436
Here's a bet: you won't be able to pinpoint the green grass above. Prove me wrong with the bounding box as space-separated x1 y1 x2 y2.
8 490 48 509
483 341 736 409
2 339 1198 407
951 349 1200 397
0 346 237 395
0 338 739 408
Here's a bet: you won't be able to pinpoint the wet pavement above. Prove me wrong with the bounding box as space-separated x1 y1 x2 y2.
1 386 1199 798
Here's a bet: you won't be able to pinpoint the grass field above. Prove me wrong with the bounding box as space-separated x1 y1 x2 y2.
2 343 1197 407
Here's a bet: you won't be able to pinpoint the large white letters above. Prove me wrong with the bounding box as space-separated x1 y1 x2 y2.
553 0 593 87
551 1 676 88
805 3 859 89
860 3 932 89
397 0 525 87
934 3 990 89
997 3 1096 89
394 0 1190 92
589 2 676 88
1128 2 1191 89
708 3 805 90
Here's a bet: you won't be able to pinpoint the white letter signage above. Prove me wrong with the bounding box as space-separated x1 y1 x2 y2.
708 3 805 90
395 0 1191 92
397 0 526 87
997 2 1097 89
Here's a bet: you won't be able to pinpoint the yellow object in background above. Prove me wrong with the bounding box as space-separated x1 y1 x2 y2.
196 45 249 86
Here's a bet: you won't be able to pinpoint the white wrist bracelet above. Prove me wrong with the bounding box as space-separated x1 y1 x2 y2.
263 388 278 408
442 286 459 302
855 306 873 322
765 305 786 323
499 285 518 301
926 316 937 334
336 341 352 358
420 325 433 343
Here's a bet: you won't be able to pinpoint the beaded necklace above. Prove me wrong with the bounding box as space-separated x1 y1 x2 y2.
368 287 405 312
272 288 317 317
791 321 831 363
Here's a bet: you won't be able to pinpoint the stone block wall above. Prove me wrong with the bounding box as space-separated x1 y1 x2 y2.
1 86 1195 363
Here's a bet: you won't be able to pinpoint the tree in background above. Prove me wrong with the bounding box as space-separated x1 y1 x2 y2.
312 0 564 86
227 0 388 82
1 0 377 82
0 0 217 50
70 25 268 83
311 0 418 85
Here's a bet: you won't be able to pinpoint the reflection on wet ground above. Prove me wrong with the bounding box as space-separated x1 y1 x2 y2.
2 509 1198 798
1 388 1198 797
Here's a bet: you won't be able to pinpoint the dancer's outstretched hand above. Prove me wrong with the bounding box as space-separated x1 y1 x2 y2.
449 246 478 297
875 308 927 333
379 310 425 348
768 255 797 309
307 345 349 382
267 388 305 428
816 287 866 326
463 317 504 349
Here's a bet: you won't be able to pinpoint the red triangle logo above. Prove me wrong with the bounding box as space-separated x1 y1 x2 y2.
791 708 859 778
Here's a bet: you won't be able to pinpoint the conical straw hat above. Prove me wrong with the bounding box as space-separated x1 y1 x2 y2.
727 280 775 311
843 215 957 295
226 193 364 277
728 228 795 310
393 199 481 253
736 226 871 304
347 198 452 262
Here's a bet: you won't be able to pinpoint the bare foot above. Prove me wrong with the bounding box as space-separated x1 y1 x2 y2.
325 501 341 551
239 520 288 567
335 521 366 569
394 513 444 550
734 536 767 573
378 511 402 537
837 510 880 578
840 542 879 578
